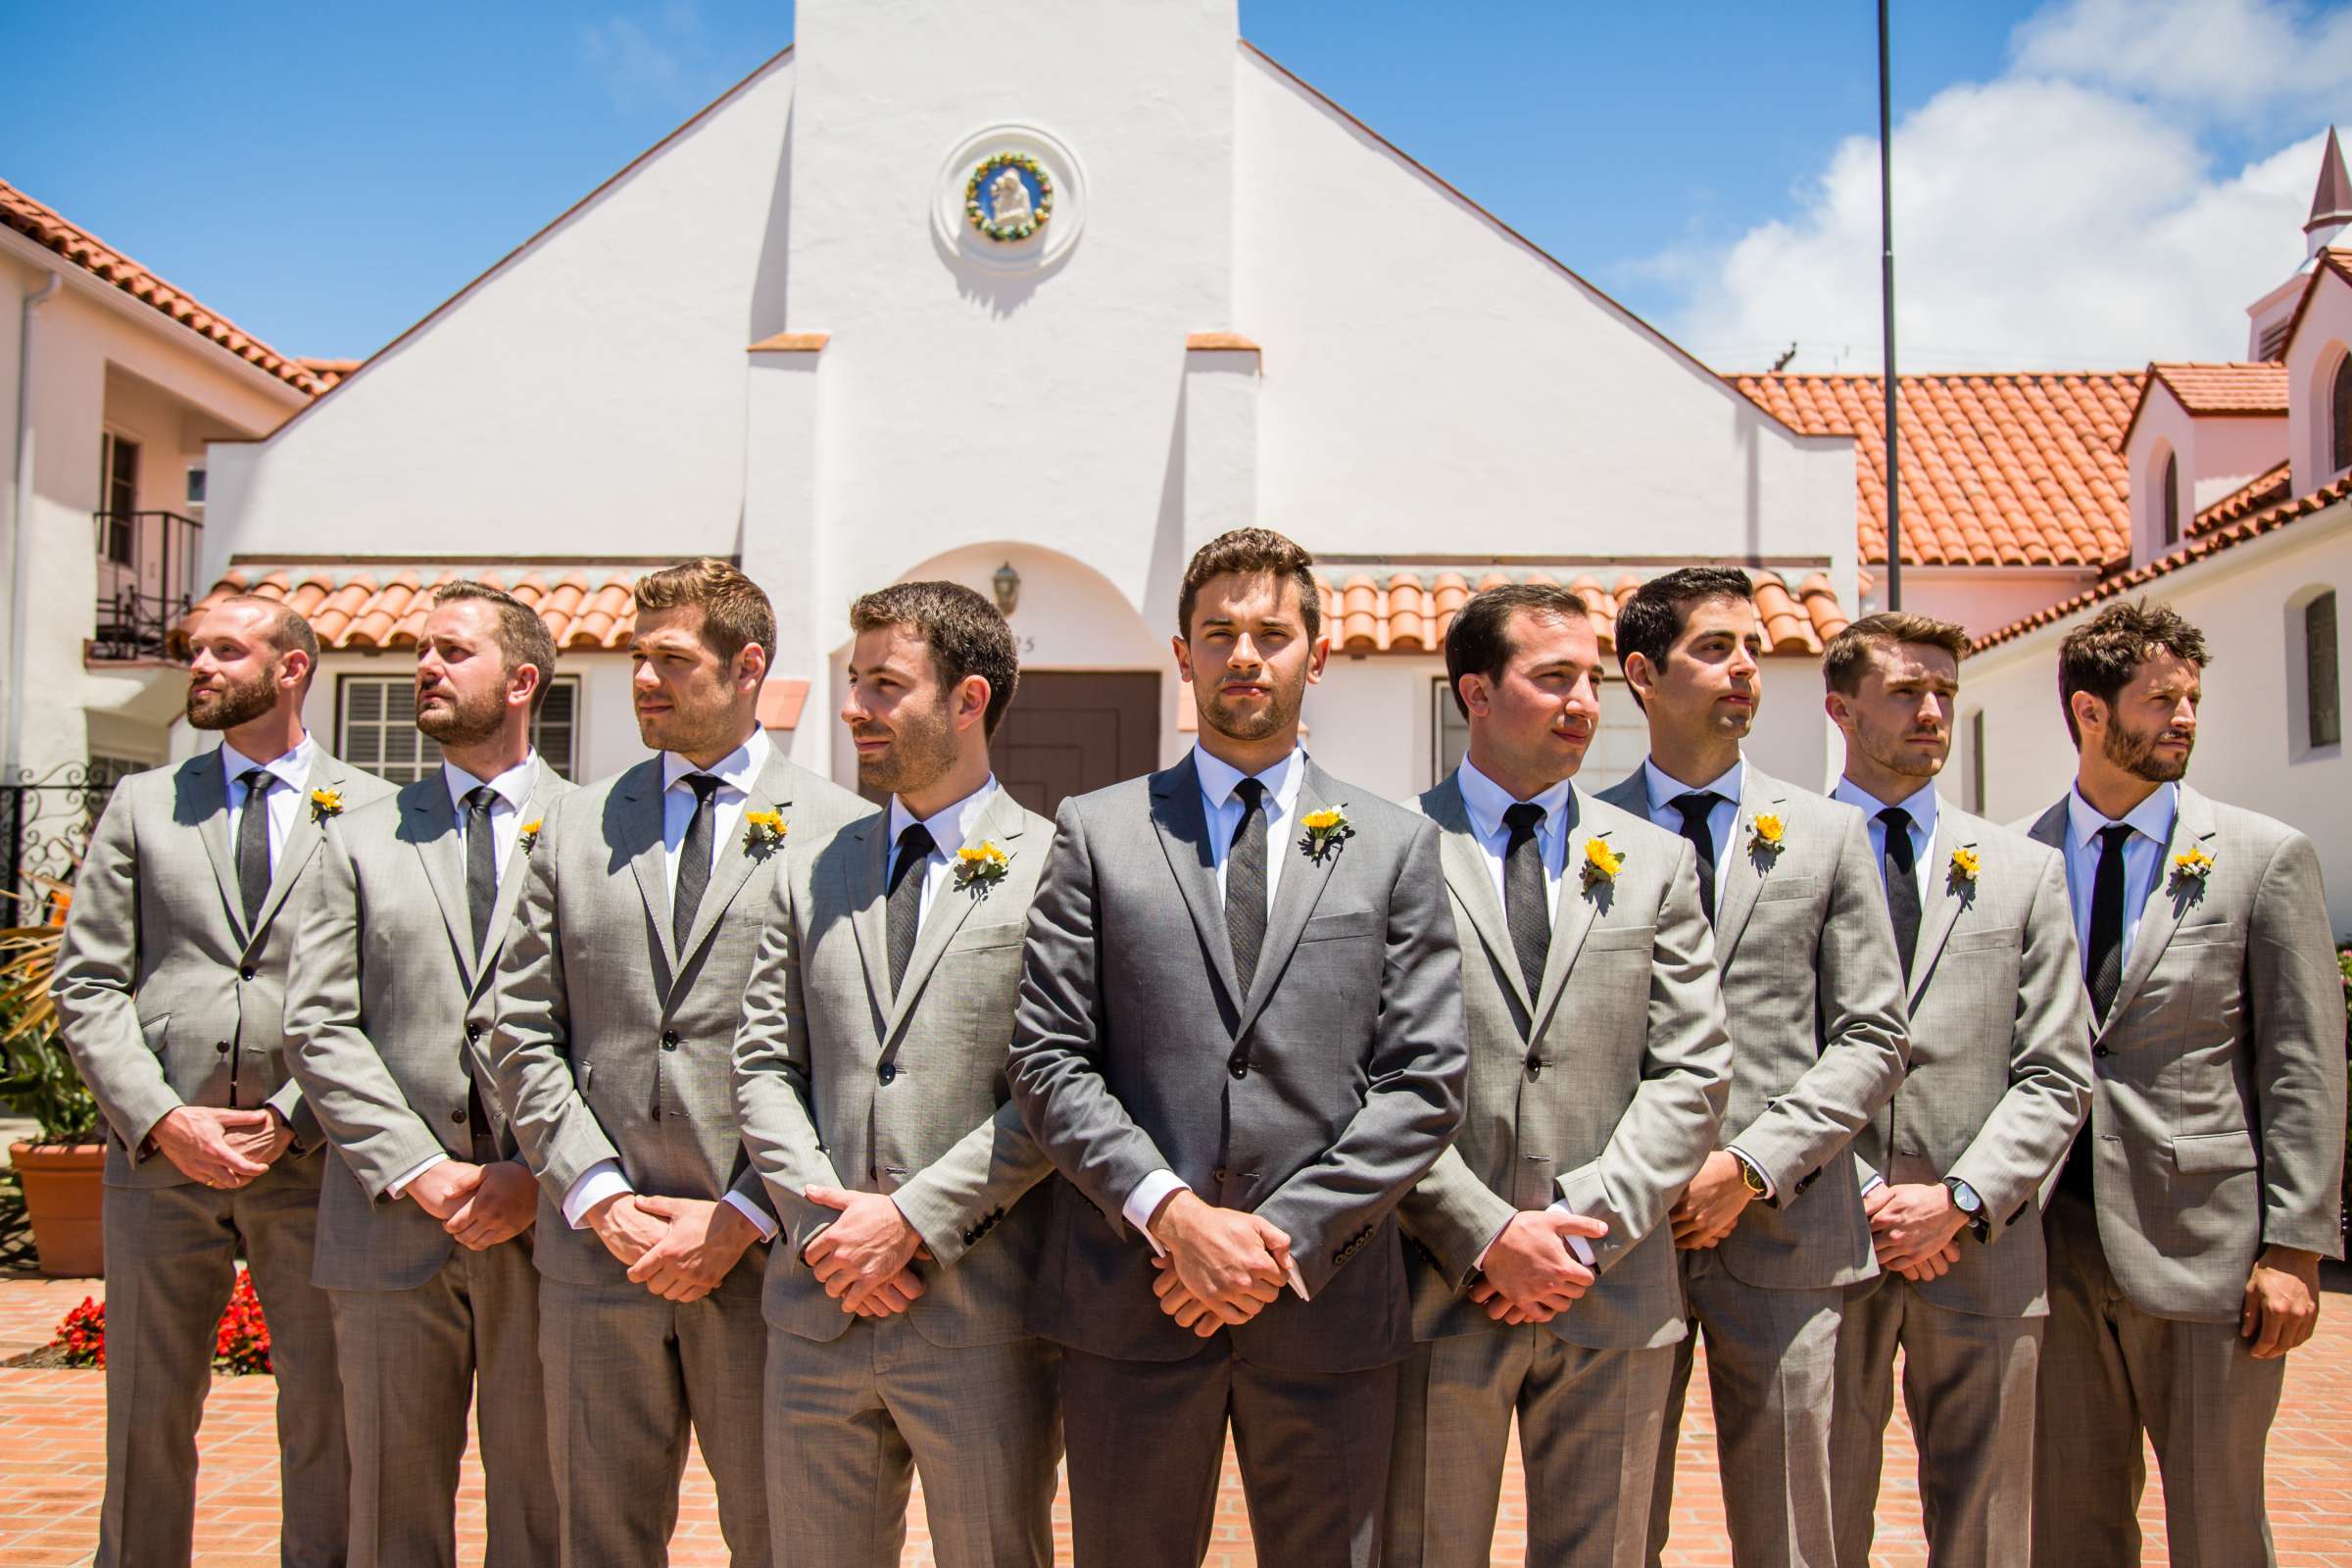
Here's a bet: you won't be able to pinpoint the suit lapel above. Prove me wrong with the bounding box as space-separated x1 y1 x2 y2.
1529 788 1599 1034
403 778 474 986
186 753 246 945
1150 758 1244 1014
1908 806 1969 1007
844 816 894 1019
883 787 1026 1043
1427 777 1535 1021
620 763 680 979
1712 772 1779 963
676 751 796 972
247 753 334 946
2104 785 2213 1027
1231 761 1342 1042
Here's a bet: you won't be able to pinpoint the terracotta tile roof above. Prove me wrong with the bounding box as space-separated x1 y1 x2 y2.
176 567 644 655
1313 568 1849 657
1973 473 2352 653
2144 362 2289 416
2191 461 2293 537
294 358 359 389
1734 371 2143 569
1 177 324 395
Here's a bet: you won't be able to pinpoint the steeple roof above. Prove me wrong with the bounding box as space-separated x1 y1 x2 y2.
2307 126 2352 235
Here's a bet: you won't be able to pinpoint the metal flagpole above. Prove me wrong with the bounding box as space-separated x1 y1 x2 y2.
1879 0 1902 610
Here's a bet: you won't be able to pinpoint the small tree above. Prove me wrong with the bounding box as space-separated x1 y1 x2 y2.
0 877 100 1143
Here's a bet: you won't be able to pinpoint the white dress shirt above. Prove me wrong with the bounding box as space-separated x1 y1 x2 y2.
387 754 543 1200
564 727 780 1241
220 734 318 868
1123 744 1311 1298
887 775 1002 925
1636 754 1778 1199
1456 759 1596 1271
2062 782 2179 972
1830 775 1938 912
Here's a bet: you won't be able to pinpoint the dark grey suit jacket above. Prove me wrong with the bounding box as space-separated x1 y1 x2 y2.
1007 754 1468 1373
55 747 396 1186
286 763 573 1292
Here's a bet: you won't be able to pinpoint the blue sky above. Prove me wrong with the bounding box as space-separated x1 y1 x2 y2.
7 2 2349 368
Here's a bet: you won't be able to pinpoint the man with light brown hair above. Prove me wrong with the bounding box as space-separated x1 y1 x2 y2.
491 558 876 1566
1818 612 2091 1567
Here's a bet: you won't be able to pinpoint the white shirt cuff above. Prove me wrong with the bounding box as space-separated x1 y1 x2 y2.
1471 1201 1598 1272
562 1161 632 1229
1859 1171 1885 1196
721 1190 781 1243
1727 1146 1777 1200
1124 1169 1191 1252
387 1151 450 1200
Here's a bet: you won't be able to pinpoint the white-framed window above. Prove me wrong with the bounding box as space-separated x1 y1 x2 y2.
336 673 581 784
2287 587 2341 760
1428 672 1648 789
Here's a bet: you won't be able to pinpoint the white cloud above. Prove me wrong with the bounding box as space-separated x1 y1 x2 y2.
2015 0 2352 123
1657 0 2352 371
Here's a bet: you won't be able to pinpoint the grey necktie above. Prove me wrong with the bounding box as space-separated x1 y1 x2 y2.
2062 820 2135 1200
1501 801 1550 999
1671 791 1721 925
887 821 937 996
671 772 722 955
235 767 273 930
1226 777 1269 996
464 785 499 952
1878 806 1921 981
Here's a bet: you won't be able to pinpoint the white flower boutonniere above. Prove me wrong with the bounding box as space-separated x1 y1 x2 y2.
954 842 1011 897
308 788 344 824
742 810 787 857
1298 805 1354 864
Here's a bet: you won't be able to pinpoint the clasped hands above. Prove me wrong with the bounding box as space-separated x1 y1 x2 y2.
800 1185 929 1318
405 1158 539 1250
154 1105 293 1190
1467 1209 1609 1325
1863 1181 1966 1280
1146 1191 1294 1338
585 1190 760 1303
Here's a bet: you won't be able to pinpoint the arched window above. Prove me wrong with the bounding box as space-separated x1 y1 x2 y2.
2334 357 2352 475
2161 450 2180 547
2309 590 2341 749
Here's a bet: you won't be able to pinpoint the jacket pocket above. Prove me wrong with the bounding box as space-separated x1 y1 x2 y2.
1580 925 1657 952
1944 927 2021 954
140 1012 172 1054
1754 876 1821 904
2172 1129 2257 1173
1300 907 1379 942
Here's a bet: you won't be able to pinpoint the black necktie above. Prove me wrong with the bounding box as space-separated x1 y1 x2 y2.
887 822 937 996
2062 820 2136 1200
235 768 273 929
464 786 500 953
670 773 722 954
1226 778 1270 995
1878 806 1921 981
1501 802 1551 999
1671 792 1721 926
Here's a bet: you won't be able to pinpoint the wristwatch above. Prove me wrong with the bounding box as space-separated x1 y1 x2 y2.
1943 1176 1987 1241
1734 1152 1770 1199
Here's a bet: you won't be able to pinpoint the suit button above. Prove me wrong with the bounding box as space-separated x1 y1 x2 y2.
662 1030 680 1048
466 1023 482 1043
879 1063 897 1085
450 1108 467 1125
216 1041 230 1054
1526 1057 1544 1078
2092 1044 2110 1058
1213 1167 1229 1184
1228 1059 1248 1079
238 965 256 982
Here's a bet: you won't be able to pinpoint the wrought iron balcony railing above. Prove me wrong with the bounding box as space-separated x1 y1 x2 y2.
90 510 204 662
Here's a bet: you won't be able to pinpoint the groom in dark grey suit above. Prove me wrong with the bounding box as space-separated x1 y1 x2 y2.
1008 527 1467 1568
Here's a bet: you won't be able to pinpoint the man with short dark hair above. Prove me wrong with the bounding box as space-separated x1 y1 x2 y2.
735 578 1060 1568
286 580 569 1567
1594 566 1910 1568
1817 612 2091 1567
1386 584 1731 1568
56 594 394 1567
490 559 875 1566
1009 526 1467 1568
2025 599 2344 1568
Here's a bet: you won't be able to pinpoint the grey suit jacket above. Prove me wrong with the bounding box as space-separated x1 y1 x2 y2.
2026 784 2345 1321
735 786 1056 1348
54 747 396 1188
1006 754 1468 1373
488 747 878 1289
1849 801 2091 1319
1397 775 1732 1350
285 763 574 1293
1595 763 1910 1291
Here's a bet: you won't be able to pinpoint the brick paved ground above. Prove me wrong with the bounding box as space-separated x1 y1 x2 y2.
2 1272 2348 1566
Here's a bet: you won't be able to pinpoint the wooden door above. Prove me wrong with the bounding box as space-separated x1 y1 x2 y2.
990 671 1160 818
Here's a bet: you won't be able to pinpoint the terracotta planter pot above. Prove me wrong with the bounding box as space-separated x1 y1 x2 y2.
10 1142 107 1279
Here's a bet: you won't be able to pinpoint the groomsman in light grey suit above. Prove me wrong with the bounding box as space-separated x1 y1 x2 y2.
1814 612 2093 1567
490 559 875 1567
56 595 393 1567
735 580 1060 1568
2025 600 2345 1568
1594 566 1910 1568
285 581 571 1568
1386 584 1732 1568
1008 528 1467 1568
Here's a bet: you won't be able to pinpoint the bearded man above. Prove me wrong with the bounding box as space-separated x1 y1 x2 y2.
55 595 395 1567
2022 599 2344 1568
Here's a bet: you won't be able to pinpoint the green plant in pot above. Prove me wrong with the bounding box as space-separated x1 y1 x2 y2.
3 877 107 1277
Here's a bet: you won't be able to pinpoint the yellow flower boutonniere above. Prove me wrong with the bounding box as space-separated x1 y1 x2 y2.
1298 805 1354 864
1747 811 1786 864
954 841 1012 897
518 819 543 857
1947 844 1981 897
1580 834 1624 893
742 810 788 857
2169 845 2215 893
308 788 344 823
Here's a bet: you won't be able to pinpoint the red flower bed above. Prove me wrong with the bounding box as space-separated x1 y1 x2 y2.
49 1267 272 1374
